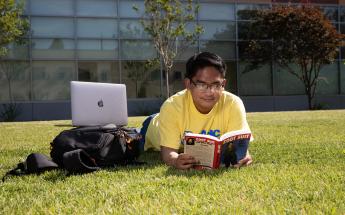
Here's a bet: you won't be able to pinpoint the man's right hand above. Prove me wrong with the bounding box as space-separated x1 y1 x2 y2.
173 153 198 170
161 146 198 170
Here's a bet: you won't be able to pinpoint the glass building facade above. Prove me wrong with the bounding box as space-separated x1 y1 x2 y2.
1 0 345 120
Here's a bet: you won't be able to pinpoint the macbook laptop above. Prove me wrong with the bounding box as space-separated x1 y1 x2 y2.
71 81 128 126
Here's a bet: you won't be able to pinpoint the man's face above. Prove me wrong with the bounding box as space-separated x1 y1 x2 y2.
185 66 226 114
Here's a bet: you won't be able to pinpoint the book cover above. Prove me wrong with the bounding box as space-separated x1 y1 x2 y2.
183 129 251 169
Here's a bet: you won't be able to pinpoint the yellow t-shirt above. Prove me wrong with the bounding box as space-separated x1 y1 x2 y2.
144 89 251 151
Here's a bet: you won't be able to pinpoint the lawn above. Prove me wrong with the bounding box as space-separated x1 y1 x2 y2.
0 110 344 214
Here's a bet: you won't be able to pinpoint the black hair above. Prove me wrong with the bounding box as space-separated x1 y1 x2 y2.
185 52 226 79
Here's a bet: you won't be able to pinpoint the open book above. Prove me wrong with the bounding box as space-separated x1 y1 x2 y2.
183 129 251 169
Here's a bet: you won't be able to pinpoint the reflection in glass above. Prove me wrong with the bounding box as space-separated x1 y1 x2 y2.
119 20 149 39
200 41 235 60
169 62 186 96
316 63 339 95
120 40 156 60
238 21 258 40
76 0 117 17
239 61 272 96
340 7 345 22
175 41 198 61
341 63 345 94
78 61 119 83
320 6 338 22
122 61 161 98
199 21 235 40
236 4 270 20
340 24 345 35
31 0 73 16
274 64 305 95
77 18 117 38
225 61 237 94
77 40 118 59
0 61 30 102
4 41 29 60
32 61 74 100
119 1 144 18
31 17 74 38
32 39 74 59
199 3 235 20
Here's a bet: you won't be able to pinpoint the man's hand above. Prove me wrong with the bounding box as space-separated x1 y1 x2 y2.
233 151 253 168
174 153 198 170
161 146 198 170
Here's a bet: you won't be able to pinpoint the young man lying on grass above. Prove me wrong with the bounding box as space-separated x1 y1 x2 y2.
141 52 253 170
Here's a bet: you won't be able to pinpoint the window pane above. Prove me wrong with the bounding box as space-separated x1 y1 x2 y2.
225 61 237 94
169 62 186 96
340 24 345 34
316 63 339 95
77 40 118 59
320 6 338 22
78 61 119 83
238 21 255 40
119 20 150 39
239 61 272 95
120 40 156 60
31 0 73 16
122 61 161 98
0 61 30 102
4 41 29 60
199 21 235 40
341 63 345 94
274 64 305 95
340 6 345 22
76 0 117 17
175 41 198 61
236 4 270 20
31 17 74 38
32 39 75 59
77 18 117 38
32 61 74 101
119 1 144 18
200 41 235 60
238 41 272 60
199 3 235 20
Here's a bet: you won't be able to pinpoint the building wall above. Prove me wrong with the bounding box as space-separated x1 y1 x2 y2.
0 0 344 121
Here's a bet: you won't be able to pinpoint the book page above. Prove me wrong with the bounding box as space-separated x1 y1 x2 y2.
184 136 217 168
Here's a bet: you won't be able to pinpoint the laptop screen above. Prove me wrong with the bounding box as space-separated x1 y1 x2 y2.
71 81 128 126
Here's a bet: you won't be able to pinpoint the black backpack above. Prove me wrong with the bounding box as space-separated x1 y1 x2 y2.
2 125 143 181
50 125 143 171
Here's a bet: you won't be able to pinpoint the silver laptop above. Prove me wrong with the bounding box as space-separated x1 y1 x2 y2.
71 81 128 126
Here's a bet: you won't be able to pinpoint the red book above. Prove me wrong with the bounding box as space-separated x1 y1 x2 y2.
183 129 252 170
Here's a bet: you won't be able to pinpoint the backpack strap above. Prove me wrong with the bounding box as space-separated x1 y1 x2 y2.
2 162 26 182
2 153 58 182
62 149 100 174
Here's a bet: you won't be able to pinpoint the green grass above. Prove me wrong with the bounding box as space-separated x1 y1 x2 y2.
0 110 345 214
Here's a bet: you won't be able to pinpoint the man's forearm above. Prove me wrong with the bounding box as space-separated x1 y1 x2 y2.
161 147 179 167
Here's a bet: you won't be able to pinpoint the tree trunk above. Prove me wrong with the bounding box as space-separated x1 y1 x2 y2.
305 85 313 110
307 90 313 110
165 69 170 98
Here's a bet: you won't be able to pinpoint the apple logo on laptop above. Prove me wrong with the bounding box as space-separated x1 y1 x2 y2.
97 100 104 108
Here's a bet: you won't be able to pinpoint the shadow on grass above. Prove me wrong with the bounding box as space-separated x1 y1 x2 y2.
2 151 163 183
164 166 230 178
53 124 74 127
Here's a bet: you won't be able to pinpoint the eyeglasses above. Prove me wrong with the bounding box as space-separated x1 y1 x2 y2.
190 79 224 92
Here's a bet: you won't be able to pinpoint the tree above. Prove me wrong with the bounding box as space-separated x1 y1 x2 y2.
0 0 29 121
134 0 203 97
0 0 28 57
241 5 343 109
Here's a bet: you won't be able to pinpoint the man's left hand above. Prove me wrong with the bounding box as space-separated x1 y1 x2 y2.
233 152 253 168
